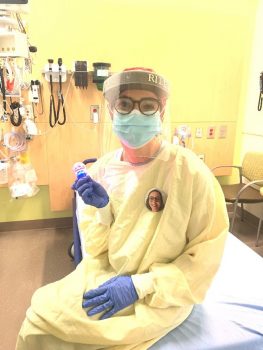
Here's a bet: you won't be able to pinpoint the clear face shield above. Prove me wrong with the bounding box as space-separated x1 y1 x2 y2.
100 68 171 161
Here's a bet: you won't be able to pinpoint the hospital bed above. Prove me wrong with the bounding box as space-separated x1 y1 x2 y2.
72 200 263 350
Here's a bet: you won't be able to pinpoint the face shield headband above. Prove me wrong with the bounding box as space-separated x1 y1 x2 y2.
103 68 169 104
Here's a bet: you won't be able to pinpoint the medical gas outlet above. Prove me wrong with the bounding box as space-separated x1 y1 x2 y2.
195 127 203 138
90 105 99 123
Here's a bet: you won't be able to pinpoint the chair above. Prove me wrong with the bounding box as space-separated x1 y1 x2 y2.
212 152 263 246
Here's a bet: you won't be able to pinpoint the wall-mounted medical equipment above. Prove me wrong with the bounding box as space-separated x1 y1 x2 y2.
0 0 37 129
23 117 37 139
5 58 15 92
0 32 28 58
56 57 66 125
9 157 29 197
30 79 39 103
44 58 67 127
47 58 56 127
44 58 67 83
74 60 88 89
0 64 9 121
90 105 99 123
0 1 36 87
1 129 39 198
8 153 39 198
0 160 8 184
9 100 22 126
1 58 23 96
29 79 43 116
3 130 27 152
257 71 263 111
21 104 38 139
93 62 111 91
0 1 31 58
0 58 35 125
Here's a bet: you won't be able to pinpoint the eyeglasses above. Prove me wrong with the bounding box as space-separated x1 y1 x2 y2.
149 196 161 202
113 96 161 116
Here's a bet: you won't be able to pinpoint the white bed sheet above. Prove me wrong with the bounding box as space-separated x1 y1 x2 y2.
150 233 263 349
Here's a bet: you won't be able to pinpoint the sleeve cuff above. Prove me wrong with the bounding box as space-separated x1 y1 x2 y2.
95 202 113 226
131 272 155 299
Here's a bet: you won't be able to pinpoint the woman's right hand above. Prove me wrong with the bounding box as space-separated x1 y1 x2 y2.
72 176 109 208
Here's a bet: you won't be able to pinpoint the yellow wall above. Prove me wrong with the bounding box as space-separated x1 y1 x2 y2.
27 0 257 124
0 0 258 222
0 186 71 222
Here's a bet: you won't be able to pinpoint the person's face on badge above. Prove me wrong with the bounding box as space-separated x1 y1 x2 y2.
148 190 162 212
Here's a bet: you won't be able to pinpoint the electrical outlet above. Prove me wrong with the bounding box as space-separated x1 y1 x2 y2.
219 125 227 138
207 126 216 139
195 127 203 138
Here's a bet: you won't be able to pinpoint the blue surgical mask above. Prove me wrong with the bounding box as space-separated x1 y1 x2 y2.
112 110 162 149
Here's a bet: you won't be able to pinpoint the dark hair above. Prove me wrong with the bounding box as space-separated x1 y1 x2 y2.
146 189 164 211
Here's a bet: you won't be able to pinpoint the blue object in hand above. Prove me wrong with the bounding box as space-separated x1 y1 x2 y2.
72 162 88 180
82 276 139 320
72 175 109 208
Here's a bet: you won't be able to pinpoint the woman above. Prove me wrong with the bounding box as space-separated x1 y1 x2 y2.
16 68 229 350
146 189 165 212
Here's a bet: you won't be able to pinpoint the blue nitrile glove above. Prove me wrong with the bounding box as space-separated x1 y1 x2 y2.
72 175 109 208
82 276 139 320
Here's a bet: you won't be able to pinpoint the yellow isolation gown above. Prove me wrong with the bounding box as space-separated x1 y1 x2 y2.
16 142 229 350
